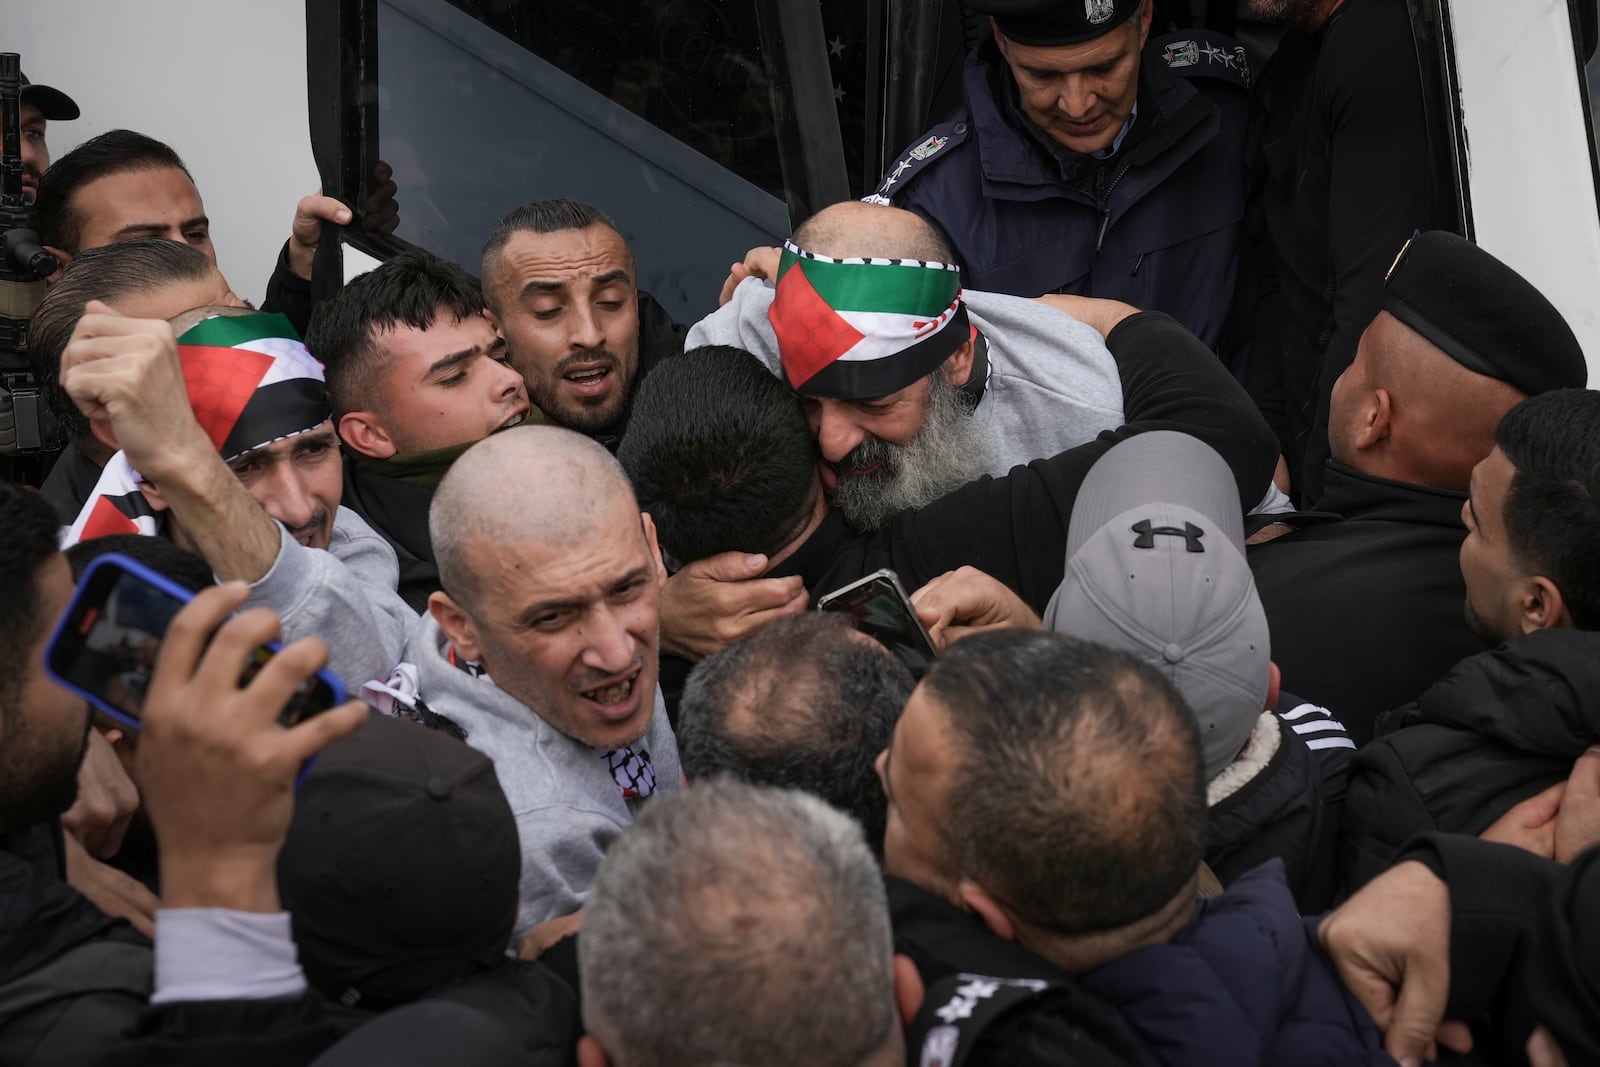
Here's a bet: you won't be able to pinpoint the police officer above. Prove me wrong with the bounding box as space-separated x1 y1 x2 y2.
866 0 1251 347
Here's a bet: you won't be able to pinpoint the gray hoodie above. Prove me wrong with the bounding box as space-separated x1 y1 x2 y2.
395 613 682 942
687 278 1126 477
245 506 416 693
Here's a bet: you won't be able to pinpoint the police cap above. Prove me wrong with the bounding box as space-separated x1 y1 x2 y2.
1382 230 1587 396
968 0 1144 46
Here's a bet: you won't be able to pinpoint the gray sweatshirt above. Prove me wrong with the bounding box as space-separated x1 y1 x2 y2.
686 279 1126 477
245 506 416 693
397 613 682 942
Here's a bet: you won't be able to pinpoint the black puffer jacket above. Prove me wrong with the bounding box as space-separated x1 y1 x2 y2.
1341 629 1600 891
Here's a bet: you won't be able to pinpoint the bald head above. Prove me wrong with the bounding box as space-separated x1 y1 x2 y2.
431 425 637 607
1330 311 1527 491
792 201 955 263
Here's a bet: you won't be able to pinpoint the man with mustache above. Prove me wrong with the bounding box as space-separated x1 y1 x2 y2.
481 198 684 451
484 198 810 664
690 199 1191 532
375 425 682 943
858 0 1252 347
54 242 416 691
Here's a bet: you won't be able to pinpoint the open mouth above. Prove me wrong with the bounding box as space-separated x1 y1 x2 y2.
497 405 530 431
583 676 635 704
563 364 614 398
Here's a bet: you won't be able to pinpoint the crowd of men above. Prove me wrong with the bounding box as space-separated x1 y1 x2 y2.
4 0 1600 1063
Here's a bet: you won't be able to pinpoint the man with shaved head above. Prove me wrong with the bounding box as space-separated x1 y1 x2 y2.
1249 232 1590 742
377 425 681 942
688 199 1134 531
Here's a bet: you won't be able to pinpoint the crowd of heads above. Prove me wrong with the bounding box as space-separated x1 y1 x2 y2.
6 15 1600 1065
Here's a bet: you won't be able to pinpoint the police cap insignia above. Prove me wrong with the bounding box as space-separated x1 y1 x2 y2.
966 0 1142 45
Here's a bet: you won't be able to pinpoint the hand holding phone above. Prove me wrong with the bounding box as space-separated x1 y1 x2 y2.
46 554 346 733
910 566 1043 650
817 568 938 678
127 581 368 911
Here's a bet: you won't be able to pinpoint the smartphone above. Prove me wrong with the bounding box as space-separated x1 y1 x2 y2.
44 553 346 733
817 568 938 678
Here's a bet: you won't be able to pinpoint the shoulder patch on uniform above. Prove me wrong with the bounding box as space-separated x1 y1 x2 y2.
864 119 972 203
1149 30 1250 90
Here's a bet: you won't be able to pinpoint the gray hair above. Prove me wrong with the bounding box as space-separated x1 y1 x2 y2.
580 780 898 1067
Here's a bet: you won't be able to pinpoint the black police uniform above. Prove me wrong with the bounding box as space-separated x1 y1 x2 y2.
868 29 1251 347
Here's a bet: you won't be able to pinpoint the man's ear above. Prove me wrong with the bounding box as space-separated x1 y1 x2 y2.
990 16 1007 54
44 246 71 283
484 305 503 334
1353 387 1393 452
1522 577 1574 635
1136 0 1155 46
941 336 977 390
640 511 667 586
893 953 925 1028
958 880 1016 943
575 1035 612 1067
89 416 121 456
1265 660 1282 711
136 478 172 516
429 590 482 662
338 411 396 460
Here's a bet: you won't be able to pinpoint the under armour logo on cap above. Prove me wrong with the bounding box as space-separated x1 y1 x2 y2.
1130 519 1205 552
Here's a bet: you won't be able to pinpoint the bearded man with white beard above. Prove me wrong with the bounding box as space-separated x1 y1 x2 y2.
687 200 1146 531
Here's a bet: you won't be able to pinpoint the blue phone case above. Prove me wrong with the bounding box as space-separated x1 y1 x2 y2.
43 553 346 786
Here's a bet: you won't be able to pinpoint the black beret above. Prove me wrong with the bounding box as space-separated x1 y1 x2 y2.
1383 230 1587 396
968 0 1143 46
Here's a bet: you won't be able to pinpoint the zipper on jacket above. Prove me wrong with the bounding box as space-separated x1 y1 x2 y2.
1095 157 1136 254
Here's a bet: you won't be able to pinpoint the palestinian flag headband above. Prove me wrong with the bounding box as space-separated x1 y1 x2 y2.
768 240 970 399
175 312 330 463
63 312 330 546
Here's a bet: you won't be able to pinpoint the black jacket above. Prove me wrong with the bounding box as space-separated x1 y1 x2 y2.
38 443 103 525
879 31 1251 347
771 312 1278 610
0 822 347 1067
339 457 440 613
262 241 314 339
1398 834 1600 1067
889 877 1140 1067
1208 707 1346 913
1235 0 1443 497
1341 630 1600 892
1248 462 1483 744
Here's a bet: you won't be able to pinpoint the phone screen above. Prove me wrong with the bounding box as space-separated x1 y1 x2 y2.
46 554 345 732
818 571 938 678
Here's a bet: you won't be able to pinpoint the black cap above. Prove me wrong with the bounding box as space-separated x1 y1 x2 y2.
20 73 79 121
1383 230 1588 396
278 713 522 1006
968 0 1143 45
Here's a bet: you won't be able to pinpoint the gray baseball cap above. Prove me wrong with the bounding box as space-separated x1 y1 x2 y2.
1043 431 1268 780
